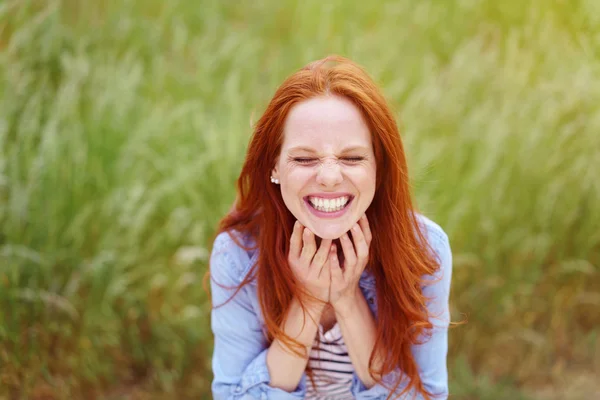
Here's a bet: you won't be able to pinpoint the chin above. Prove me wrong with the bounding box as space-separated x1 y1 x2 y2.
312 230 341 240
303 221 354 240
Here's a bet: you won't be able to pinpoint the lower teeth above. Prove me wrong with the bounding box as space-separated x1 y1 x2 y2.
311 204 346 213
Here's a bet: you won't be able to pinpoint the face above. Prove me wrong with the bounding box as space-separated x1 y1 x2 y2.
271 95 376 239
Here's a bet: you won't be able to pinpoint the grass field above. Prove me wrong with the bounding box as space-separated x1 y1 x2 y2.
1 0 599 398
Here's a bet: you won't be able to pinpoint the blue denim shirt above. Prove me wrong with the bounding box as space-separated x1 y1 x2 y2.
210 214 452 399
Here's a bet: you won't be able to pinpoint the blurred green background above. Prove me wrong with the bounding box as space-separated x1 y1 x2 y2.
1 0 599 399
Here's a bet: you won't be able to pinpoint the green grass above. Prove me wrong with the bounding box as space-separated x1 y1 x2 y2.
1 0 599 398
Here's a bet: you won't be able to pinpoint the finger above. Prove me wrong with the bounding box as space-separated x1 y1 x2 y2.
289 221 303 260
340 231 357 263
358 214 372 246
351 222 369 268
310 238 333 269
318 252 331 280
300 228 317 264
329 244 344 283
339 231 357 279
308 238 332 280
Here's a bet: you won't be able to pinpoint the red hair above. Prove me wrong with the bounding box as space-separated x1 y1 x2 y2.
209 55 440 399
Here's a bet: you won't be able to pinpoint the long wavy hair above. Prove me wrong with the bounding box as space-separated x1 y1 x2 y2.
208 55 440 399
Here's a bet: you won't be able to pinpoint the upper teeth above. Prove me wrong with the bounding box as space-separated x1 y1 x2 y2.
308 196 350 212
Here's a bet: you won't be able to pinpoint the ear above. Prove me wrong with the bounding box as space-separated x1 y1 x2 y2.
271 157 280 179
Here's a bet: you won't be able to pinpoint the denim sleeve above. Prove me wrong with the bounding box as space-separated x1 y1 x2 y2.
350 230 452 400
210 232 307 400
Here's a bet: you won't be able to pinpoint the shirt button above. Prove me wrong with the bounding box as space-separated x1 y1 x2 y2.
368 297 374 304
234 385 242 393
260 391 267 400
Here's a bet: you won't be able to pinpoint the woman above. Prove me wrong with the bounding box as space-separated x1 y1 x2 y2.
208 55 452 400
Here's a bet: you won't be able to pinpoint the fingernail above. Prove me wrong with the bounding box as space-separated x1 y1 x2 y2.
331 244 336 252
352 224 359 231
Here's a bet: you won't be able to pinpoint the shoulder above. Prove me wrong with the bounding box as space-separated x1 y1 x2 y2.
414 213 452 291
415 213 451 262
414 213 452 301
210 230 257 285
415 213 449 247
413 214 452 331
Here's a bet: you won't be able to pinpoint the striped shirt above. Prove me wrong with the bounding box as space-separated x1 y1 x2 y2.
305 322 354 399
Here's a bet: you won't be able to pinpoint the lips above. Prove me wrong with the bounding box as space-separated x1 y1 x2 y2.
303 196 354 218
306 195 354 211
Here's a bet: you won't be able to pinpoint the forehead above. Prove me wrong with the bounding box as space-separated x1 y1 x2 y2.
281 95 372 151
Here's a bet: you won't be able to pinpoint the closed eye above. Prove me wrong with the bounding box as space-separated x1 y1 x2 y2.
343 157 365 162
293 158 317 164
292 157 365 165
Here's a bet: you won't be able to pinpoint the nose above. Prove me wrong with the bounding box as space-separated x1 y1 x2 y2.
316 159 343 187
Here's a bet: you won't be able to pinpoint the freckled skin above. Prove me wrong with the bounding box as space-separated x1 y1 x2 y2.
271 95 376 240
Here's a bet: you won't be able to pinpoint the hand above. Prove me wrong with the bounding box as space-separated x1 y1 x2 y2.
288 221 332 309
329 214 372 310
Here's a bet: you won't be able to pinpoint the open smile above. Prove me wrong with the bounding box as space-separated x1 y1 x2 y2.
303 195 354 219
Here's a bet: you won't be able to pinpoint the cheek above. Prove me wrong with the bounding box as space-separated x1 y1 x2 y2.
347 169 375 191
283 168 313 188
280 170 312 202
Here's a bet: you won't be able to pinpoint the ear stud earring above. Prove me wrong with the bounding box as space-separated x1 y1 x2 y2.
270 176 280 184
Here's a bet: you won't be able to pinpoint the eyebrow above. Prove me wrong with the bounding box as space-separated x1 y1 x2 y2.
287 146 369 153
